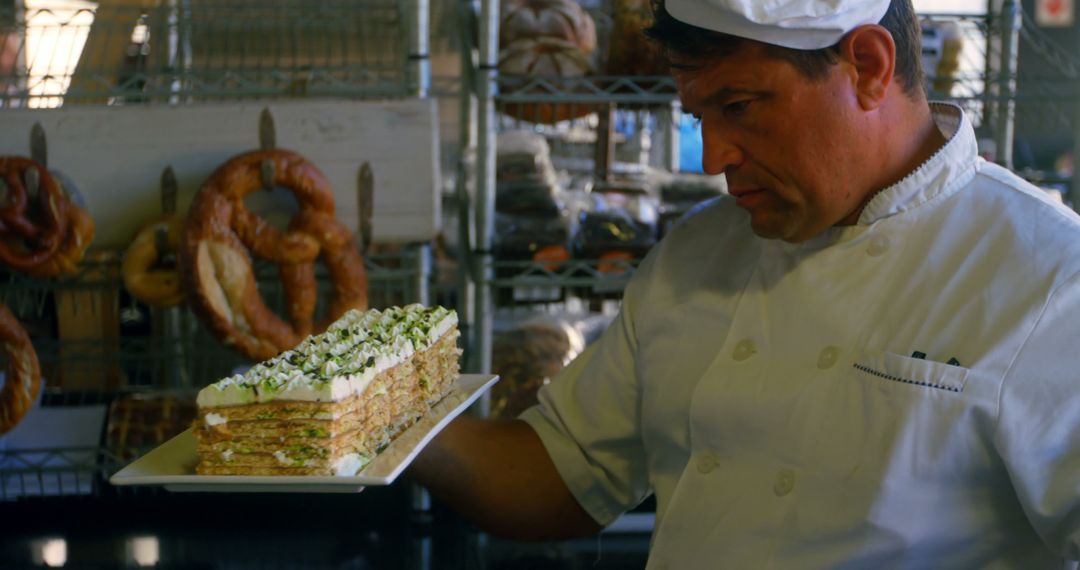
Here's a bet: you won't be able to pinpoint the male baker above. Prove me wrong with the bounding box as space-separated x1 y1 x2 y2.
412 1 1080 566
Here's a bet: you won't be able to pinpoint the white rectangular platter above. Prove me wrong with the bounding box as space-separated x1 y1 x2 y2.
109 374 498 493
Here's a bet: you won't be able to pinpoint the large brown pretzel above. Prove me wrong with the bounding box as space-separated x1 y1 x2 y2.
0 303 42 435
180 149 368 361
0 157 69 272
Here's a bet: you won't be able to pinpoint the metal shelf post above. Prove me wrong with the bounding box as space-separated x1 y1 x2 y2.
408 0 431 97
470 0 498 376
995 0 1020 170
455 0 478 374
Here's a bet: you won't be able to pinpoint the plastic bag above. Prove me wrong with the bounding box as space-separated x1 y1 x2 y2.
490 315 589 420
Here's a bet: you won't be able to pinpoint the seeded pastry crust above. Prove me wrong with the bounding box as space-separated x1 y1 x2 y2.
193 305 460 476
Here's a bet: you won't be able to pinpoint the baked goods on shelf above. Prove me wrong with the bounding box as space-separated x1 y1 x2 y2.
122 216 185 307
500 0 596 55
179 148 368 361
0 156 95 277
497 0 598 124
107 392 198 461
0 156 69 271
0 303 42 435
498 37 594 124
606 0 667 78
22 196 95 278
490 321 574 420
193 304 460 476
574 209 655 263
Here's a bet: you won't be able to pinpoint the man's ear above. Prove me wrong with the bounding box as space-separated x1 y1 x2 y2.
840 25 896 111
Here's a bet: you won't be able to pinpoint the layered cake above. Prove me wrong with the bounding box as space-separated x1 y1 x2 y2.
193 304 460 476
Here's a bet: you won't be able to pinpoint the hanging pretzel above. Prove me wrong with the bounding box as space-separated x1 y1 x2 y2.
122 216 185 308
0 303 42 435
0 156 69 272
22 201 95 279
179 149 368 361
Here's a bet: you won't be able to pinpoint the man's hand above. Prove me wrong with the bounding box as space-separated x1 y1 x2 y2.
407 414 603 541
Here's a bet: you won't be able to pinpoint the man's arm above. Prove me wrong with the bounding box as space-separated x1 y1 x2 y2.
995 272 1080 557
407 413 603 541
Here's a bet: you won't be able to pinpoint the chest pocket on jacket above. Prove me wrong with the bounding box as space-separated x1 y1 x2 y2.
853 349 969 393
814 348 980 488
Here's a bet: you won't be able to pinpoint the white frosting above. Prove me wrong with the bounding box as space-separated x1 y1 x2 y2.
196 305 458 408
429 314 456 344
221 449 234 461
205 413 228 426
333 453 371 476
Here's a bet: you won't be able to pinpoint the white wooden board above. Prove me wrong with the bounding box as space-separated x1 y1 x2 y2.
0 98 441 248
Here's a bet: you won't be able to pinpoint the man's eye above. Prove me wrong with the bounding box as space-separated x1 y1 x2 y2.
725 100 751 116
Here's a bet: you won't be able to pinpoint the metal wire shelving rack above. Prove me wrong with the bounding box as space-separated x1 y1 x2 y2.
0 0 455 510
1 0 434 107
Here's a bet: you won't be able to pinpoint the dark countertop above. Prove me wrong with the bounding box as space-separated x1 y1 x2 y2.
1 484 652 569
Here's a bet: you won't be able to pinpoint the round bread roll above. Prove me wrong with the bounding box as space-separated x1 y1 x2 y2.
122 216 184 307
0 303 42 435
498 36 594 124
500 0 596 55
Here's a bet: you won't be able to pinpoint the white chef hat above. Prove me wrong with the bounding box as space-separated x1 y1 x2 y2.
666 0 892 51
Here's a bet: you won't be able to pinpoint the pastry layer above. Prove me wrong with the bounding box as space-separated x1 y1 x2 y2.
194 306 461 476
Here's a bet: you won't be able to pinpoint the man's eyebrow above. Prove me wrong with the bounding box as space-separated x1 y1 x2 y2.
686 87 764 112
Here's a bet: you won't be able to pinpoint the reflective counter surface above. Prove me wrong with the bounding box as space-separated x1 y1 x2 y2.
2 484 652 569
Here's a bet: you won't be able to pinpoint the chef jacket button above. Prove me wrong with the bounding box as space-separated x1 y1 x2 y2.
866 234 890 257
817 346 840 369
696 452 719 474
773 469 796 496
732 339 757 361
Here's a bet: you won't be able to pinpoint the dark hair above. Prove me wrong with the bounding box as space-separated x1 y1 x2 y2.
645 0 925 97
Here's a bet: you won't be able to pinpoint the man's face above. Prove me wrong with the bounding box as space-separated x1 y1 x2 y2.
674 42 874 243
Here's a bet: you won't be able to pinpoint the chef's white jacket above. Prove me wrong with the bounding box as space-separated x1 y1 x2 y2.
521 103 1080 569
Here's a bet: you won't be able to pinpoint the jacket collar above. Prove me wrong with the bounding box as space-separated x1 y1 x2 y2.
857 102 979 225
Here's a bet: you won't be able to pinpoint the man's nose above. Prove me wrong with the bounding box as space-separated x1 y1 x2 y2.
701 126 744 175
